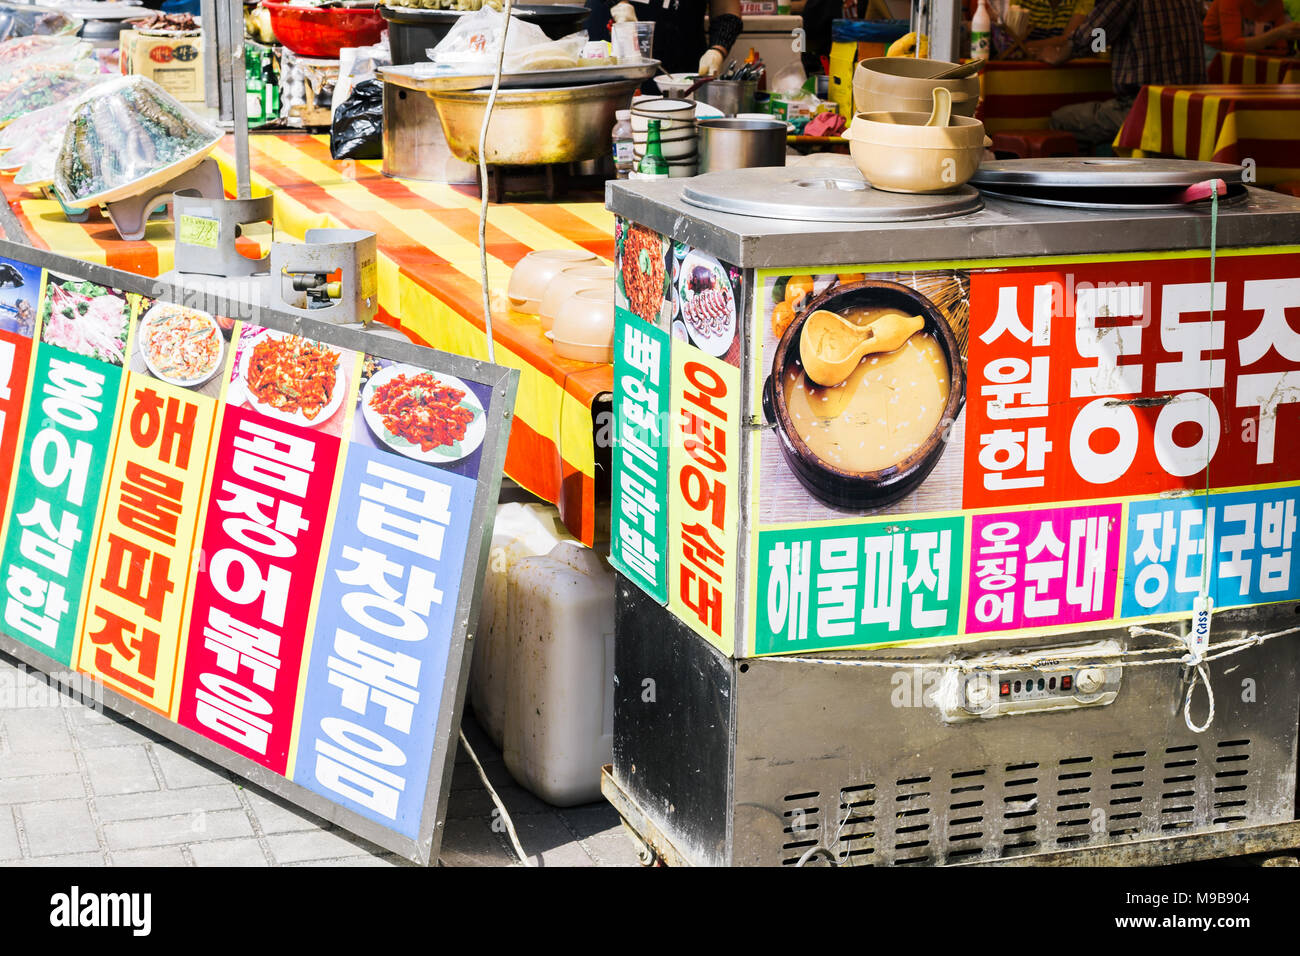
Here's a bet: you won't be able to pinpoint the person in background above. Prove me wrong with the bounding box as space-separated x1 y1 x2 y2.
1021 0 1096 44
1204 0 1300 54
1037 0 1206 153
584 0 745 76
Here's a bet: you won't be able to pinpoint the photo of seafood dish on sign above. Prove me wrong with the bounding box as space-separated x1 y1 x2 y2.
134 301 225 391
759 270 971 523
38 272 131 366
673 250 739 362
228 325 353 437
356 357 488 474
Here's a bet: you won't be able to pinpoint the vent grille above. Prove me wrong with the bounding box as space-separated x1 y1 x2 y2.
779 737 1254 866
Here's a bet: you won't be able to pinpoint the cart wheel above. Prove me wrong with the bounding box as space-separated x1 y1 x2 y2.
620 818 661 867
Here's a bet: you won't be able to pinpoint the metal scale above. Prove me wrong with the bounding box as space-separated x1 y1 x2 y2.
602 164 1300 867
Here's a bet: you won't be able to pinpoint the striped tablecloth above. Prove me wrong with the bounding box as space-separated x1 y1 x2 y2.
1114 84 1300 185
977 58 1115 133
0 133 616 545
1208 50 1300 85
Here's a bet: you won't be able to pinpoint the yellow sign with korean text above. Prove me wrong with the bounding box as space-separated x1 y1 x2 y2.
667 342 740 655
76 373 218 714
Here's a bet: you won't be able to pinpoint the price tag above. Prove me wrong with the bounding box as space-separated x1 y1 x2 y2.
178 215 220 249
360 257 377 301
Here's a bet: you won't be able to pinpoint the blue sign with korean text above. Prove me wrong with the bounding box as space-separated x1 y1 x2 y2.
1122 487 1300 618
292 441 478 838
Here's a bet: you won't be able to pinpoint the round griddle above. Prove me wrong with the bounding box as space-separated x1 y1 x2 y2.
971 158 1249 210
976 181 1250 210
681 167 984 222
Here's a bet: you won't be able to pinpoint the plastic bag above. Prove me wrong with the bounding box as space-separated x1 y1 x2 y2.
0 3 82 43
329 77 382 160
333 36 390 119
427 7 549 70
0 68 104 127
0 35 91 76
504 31 587 72
54 75 221 205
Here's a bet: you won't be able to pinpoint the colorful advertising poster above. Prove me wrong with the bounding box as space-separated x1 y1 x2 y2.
612 224 746 650
749 249 1300 655
0 251 515 864
291 361 489 837
755 515 965 655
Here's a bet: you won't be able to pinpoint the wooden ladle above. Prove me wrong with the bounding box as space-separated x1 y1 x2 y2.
798 309 926 387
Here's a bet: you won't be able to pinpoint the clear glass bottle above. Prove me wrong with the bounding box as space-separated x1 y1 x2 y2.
612 108 635 179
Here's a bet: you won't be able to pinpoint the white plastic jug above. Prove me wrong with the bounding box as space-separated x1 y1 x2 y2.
502 541 616 806
471 502 574 747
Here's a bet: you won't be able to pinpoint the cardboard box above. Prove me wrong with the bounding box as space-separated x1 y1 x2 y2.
121 29 204 103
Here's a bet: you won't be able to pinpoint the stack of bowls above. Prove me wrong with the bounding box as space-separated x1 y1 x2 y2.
507 249 599 314
552 287 615 363
630 96 698 178
539 264 615 332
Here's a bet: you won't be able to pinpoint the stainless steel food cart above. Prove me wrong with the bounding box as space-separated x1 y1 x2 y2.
602 165 1300 866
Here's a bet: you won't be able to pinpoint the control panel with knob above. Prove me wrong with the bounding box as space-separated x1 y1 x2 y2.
938 640 1123 722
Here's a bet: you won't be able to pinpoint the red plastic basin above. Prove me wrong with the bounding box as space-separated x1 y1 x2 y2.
264 2 386 59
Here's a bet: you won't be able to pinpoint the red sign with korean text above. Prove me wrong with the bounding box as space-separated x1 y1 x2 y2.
175 405 341 772
963 254 1300 510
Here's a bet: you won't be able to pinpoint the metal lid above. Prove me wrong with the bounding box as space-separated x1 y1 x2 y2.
977 182 1251 211
971 157 1246 189
681 167 983 222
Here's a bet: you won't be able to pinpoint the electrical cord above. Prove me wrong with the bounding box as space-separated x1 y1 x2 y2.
476 0 515 365
458 727 533 866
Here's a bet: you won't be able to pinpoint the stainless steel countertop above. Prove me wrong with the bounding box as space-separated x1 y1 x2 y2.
605 176 1300 267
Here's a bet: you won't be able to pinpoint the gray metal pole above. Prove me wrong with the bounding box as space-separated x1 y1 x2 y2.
228 0 251 199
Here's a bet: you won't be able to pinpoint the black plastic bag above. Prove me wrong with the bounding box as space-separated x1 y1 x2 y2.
330 78 383 160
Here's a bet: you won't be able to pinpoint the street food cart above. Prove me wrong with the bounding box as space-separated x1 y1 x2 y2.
603 163 1300 866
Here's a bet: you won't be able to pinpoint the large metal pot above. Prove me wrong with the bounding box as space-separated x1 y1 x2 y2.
697 118 787 174
429 80 640 166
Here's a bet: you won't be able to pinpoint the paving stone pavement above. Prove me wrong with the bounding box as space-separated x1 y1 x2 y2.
0 651 639 867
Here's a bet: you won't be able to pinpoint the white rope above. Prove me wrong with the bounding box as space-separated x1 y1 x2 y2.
458 727 533 866
1183 662 1216 735
757 625 1296 675
475 0 514 365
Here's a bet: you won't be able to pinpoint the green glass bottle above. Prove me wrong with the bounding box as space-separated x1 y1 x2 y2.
637 118 669 180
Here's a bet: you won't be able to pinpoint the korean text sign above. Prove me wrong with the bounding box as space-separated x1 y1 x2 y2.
751 249 1300 655
0 252 513 863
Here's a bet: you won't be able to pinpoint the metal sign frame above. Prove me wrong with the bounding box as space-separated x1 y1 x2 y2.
0 236 518 866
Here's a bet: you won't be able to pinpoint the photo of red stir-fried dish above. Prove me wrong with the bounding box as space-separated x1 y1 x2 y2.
368 371 477 452
245 333 340 421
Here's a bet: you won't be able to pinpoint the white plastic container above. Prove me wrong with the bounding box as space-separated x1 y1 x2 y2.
471 502 575 747
501 541 616 806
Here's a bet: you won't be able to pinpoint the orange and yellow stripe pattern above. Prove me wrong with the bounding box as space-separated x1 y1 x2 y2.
1114 84 1300 186
0 133 616 545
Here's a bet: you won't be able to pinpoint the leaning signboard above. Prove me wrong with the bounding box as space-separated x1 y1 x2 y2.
0 240 516 864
